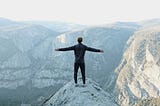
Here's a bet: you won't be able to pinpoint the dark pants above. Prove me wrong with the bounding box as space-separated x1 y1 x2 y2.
74 63 85 84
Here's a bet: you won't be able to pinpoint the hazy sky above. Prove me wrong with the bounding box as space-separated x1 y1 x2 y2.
0 0 159 25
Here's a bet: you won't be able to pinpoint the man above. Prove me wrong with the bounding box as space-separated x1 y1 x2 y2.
55 37 104 87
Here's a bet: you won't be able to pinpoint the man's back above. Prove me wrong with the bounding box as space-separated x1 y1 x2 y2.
74 43 87 63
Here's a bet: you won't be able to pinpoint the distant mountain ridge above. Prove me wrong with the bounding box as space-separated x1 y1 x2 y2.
0 17 23 27
22 21 86 33
138 18 160 27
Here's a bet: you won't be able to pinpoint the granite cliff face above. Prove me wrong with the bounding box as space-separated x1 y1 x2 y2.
114 26 160 106
135 97 160 106
0 23 60 89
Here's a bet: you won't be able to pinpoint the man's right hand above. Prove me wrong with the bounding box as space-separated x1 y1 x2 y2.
100 50 104 53
55 49 59 51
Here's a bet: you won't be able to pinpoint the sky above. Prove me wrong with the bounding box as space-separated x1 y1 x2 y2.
0 0 160 25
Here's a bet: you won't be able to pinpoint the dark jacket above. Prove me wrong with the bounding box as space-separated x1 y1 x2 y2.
58 43 101 63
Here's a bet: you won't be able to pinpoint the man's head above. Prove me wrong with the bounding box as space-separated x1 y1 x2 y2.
77 37 83 43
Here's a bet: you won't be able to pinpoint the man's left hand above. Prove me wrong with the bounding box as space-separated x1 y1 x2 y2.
100 50 104 53
55 49 59 51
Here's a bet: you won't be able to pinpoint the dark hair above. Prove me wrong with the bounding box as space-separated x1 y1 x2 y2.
77 37 83 43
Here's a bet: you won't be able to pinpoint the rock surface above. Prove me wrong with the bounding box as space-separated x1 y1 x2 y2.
43 78 118 106
114 26 160 106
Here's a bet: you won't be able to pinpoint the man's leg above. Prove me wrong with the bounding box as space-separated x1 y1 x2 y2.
74 63 79 84
80 63 85 84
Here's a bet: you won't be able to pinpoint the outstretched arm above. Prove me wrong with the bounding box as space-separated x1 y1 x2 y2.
55 46 75 51
86 47 104 53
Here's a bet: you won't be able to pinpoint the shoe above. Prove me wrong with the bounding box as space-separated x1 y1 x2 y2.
82 84 86 87
75 84 79 87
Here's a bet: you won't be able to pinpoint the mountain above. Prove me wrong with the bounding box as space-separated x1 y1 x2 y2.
113 26 160 106
108 22 141 30
23 21 86 33
4 18 160 106
1 18 160 106
0 22 61 105
0 20 138 105
0 18 91 105
13 24 136 91
138 19 160 28
43 78 118 106
0 17 22 28
0 23 65 89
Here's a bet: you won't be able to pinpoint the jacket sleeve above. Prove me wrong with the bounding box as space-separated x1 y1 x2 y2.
58 46 75 51
86 46 101 52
